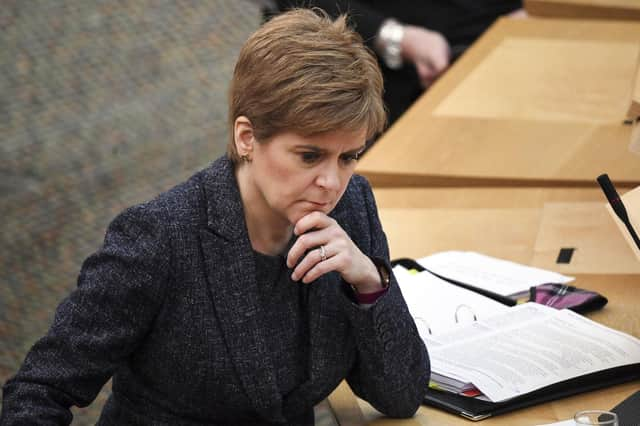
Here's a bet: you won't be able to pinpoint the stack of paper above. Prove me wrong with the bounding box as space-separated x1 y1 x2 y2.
418 251 574 297
427 303 640 402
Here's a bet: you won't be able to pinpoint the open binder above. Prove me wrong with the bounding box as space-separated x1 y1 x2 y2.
391 258 640 421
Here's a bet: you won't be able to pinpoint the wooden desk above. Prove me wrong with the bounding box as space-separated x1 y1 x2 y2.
525 0 640 21
357 18 640 188
327 187 640 425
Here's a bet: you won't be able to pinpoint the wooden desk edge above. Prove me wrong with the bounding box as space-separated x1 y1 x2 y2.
359 172 640 189
525 0 640 21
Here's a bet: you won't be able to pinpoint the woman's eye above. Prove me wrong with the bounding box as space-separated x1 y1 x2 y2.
300 152 321 163
340 152 361 164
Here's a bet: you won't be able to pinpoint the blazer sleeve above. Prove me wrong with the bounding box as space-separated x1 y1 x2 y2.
1 204 171 425
274 0 386 48
339 178 430 418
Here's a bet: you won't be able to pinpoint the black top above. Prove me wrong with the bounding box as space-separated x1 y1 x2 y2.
253 249 310 397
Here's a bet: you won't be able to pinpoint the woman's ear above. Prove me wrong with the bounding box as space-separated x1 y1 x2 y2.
234 116 255 161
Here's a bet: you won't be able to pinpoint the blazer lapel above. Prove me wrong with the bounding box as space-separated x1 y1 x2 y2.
197 158 283 422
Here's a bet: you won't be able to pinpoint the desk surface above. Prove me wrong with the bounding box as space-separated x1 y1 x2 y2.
525 0 640 21
328 187 640 425
373 187 640 274
356 18 640 187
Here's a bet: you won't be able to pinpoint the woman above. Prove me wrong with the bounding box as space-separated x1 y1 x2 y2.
1 9 429 425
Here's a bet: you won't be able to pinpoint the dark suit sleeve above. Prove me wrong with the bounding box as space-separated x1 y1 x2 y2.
340 178 430 418
274 0 386 47
1 205 171 425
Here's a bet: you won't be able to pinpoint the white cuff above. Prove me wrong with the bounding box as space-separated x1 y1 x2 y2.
376 18 406 70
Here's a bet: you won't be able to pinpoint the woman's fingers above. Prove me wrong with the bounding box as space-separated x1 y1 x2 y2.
293 211 332 236
286 214 337 269
287 211 377 287
291 243 334 282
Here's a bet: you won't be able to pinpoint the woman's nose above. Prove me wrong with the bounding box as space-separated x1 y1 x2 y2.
316 164 341 191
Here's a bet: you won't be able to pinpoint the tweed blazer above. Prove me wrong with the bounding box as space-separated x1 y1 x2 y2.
1 156 429 425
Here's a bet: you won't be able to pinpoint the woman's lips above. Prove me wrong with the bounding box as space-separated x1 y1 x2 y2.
308 200 331 209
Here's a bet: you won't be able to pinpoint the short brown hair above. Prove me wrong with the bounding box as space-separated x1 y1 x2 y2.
227 8 386 163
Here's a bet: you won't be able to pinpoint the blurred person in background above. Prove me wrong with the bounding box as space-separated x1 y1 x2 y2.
269 1 525 126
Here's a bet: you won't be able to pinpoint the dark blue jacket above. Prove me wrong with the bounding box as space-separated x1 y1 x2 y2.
1 156 429 425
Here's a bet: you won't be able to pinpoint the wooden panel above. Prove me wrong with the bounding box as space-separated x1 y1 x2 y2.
375 187 640 273
434 38 635 122
531 202 640 273
357 18 640 187
373 187 605 209
379 207 540 264
629 53 640 153
631 120 640 154
628 51 640 118
525 0 640 21
374 187 606 266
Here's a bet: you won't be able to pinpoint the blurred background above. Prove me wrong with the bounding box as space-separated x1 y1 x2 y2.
0 1 262 423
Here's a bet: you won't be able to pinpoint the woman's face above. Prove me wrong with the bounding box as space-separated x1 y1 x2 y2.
248 128 367 225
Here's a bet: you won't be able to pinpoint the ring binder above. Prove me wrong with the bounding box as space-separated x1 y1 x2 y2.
454 304 478 324
414 304 479 337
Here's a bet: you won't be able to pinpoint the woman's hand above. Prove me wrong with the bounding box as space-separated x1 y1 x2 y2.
286 211 383 293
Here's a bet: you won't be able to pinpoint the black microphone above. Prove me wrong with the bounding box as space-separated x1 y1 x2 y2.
597 173 640 251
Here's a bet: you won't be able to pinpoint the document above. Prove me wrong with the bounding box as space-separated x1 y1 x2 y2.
418 251 574 296
429 303 640 403
393 265 510 341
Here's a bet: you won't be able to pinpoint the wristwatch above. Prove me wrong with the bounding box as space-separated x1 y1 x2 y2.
376 18 406 70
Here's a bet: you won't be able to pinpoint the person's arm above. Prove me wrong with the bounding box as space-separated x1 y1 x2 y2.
283 174 428 417
275 1 450 86
341 177 429 418
399 25 450 87
0 204 170 425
